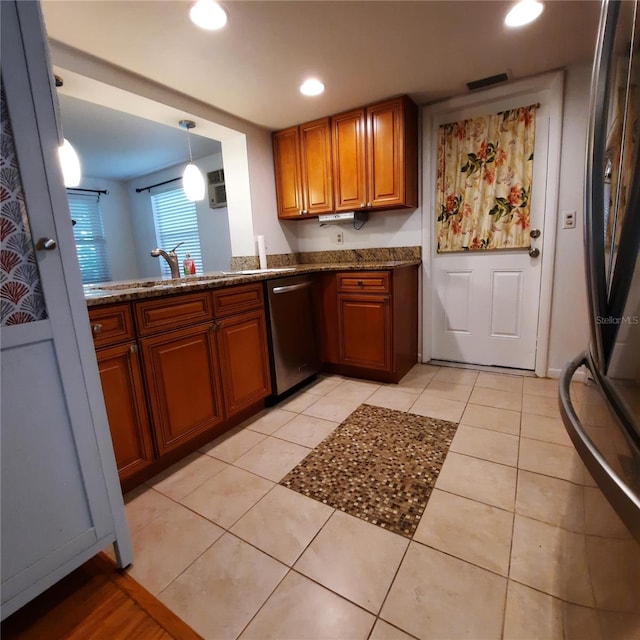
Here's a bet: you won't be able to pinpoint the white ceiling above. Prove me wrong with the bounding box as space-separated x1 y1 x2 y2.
58 94 222 181
41 1 601 132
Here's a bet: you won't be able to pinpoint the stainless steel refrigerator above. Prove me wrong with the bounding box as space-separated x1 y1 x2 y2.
559 0 640 545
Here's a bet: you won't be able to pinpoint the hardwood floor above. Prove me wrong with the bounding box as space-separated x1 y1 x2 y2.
1 553 202 639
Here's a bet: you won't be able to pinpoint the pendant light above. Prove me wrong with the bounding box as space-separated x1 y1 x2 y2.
58 138 81 187
54 75 82 187
179 119 205 201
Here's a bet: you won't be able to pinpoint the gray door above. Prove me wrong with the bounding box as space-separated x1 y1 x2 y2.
1 0 131 618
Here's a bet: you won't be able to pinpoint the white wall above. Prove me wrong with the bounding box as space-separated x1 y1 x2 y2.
127 152 230 278
293 208 422 252
546 63 592 375
50 42 294 261
75 176 140 281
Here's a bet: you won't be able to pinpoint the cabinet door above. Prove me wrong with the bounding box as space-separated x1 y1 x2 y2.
338 294 392 371
273 127 304 219
216 310 271 416
96 343 154 481
299 117 334 215
140 324 224 455
332 109 367 212
367 98 406 209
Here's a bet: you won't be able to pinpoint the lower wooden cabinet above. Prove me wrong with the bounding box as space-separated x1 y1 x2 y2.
140 323 224 456
316 266 418 383
89 270 416 490
89 283 272 487
338 294 392 370
95 342 154 481
216 309 271 416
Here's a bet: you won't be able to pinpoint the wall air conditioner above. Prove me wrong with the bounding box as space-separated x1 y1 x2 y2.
207 169 227 209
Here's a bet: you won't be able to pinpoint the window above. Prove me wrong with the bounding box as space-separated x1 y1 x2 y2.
69 193 111 284
150 187 202 278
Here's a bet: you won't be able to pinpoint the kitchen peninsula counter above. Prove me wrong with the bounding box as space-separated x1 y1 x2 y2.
84 259 421 306
85 249 420 487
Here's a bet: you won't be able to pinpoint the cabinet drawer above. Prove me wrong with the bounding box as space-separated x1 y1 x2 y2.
89 304 134 347
213 283 264 318
336 271 390 293
135 292 213 336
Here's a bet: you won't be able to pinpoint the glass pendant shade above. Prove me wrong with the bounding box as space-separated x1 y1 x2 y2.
58 138 81 187
183 162 205 201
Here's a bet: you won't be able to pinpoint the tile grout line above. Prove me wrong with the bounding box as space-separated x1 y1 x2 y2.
365 539 416 640
502 401 523 639
131 368 598 639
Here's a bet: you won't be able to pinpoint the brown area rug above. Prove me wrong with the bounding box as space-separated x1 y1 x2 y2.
280 404 458 538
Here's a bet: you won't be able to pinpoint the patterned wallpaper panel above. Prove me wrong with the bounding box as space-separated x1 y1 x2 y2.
1 79 47 326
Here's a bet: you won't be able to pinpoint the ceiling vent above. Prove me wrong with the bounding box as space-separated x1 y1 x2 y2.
207 169 226 209
466 72 509 91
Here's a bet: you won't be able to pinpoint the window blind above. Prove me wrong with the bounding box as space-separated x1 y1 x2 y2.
69 193 111 284
150 187 202 278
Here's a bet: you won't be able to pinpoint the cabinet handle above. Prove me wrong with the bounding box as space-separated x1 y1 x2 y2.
129 344 138 354
360 203 366 208
92 323 103 335
367 202 372 208
211 321 221 331
357 280 364 287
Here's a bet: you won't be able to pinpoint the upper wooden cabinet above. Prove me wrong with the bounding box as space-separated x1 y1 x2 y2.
332 109 367 212
273 126 303 218
333 96 418 212
274 96 418 219
273 117 333 219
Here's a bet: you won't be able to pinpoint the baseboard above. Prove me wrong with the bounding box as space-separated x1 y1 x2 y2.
546 366 590 383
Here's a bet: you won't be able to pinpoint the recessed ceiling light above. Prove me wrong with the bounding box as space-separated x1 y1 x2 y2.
300 78 325 97
505 0 543 27
190 0 227 31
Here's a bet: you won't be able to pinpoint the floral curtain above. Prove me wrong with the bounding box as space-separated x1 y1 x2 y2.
436 104 537 252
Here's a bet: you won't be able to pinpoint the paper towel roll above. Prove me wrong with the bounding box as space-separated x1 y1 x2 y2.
257 235 267 269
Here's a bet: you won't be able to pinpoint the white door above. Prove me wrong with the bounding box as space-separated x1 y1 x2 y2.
427 76 563 371
1 1 131 618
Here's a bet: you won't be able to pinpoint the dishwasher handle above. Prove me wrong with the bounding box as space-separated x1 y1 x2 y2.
271 281 313 295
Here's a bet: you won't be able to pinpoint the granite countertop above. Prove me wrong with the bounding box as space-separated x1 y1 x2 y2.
84 259 421 307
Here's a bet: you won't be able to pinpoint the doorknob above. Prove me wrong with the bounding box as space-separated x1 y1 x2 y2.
36 237 57 251
530 229 541 239
529 247 540 258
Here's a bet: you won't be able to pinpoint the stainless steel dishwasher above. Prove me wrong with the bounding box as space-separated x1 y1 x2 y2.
265 274 319 398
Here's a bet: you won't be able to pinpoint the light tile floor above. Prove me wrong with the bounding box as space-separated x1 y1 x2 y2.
118 364 640 640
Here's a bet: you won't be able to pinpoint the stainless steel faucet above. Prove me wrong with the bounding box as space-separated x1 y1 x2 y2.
150 241 184 279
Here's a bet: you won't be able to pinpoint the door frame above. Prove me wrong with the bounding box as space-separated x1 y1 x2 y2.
421 71 564 376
